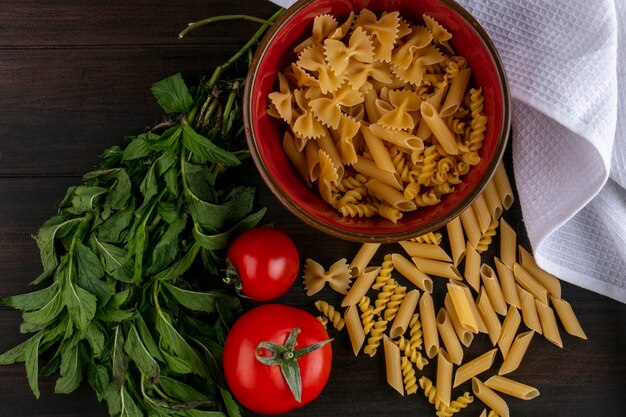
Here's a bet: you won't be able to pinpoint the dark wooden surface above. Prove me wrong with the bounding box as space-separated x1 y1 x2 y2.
0 1 625 416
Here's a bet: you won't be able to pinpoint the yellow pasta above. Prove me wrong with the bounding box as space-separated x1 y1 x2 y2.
396 335 429 370
345 305 366 356
453 348 498 388
372 254 394 290
460 206 481 248
378 89 422 131
317 150 340 204
446 216 466 266
302 258 353 296
383 335 405 395
472 194 492 234
416 88 446 140
513 263 549 304
472 378 510 417
550 296 587 340
408 313 424 351
361 124 397 172
383 284 407 321
369 123 424 151
446 281 478 333
373 278 400 316
410 231 443 245
358 296 376 335
483 180 503 220
283 131 312 186
353 156 403 190
475 218 498 253
420 101 459 155
363 318 388 356
314 300 345 331
497 306 521 359
464 242 481 291
535 300 563 348
390 289 421 339
485 376 540 401
316 315 328 329
477 287 502 346
419 291 440 359
349 242 381 276
440 68 471 118
436 309 464 365
401 356 418 395
366 179 417 211
399 241 452 262
317 129 345 179
517 284 542 334
436 392 474 417
392 253 434 293
480 264 508 315
436 348 454 406
498 330 534 375
518 246 562 299
304 140 321 182
494 257 521 309
499 219 516 269
493 161 514 210
412 256 463 281
342 266 380 307
444 294 474 347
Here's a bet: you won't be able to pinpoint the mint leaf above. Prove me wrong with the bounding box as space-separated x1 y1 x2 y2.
140 162 158 204
122 136 153 161
84 322 105 358
111 326 128 389
22 288 64 327
34 217 82 272
2 282 59 311
71 186 108 212
182 126 240 166
63 262 97 330
24 332 45 399
151 73 193 114
220 387 242 417
124 324 160 384
106 170 131 210
93 237 134 283
154 243 200 282
163 283 238 314
55 342 84 394
193 208 266 250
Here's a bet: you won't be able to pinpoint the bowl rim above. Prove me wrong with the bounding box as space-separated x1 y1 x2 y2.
243 0 511 243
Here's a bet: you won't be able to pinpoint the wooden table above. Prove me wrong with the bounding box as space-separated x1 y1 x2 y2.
0 1 624 416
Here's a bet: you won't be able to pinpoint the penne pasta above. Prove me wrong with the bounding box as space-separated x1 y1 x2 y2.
345 305 366 356
349 242 381 276
447 281 478 333
494 257 521 309
550 296 587 340
464 242 481 291
480 264 508 315
420 101 459 155
498 330 534 375
283 131 312 186
453 348 498 388
364 88 381 123
497 306 521 359
416 87 445 140
440 68 471 117
411 256 462 281
399 241 452 262
446 216 466 266
485 375 540 400
342 266 381 307
392 253 434 293
518 246 562 298
390 290 420 339
361 124 396 173
499 218 516 269
383 335 404 396
460 207 481 248
353 156 403 190
369 123 424 151
436 309 464 365
304 139 321 182
444 294 474 347
472 194 492 234
419 291 440 359
493 161 514 210
513 263 549 304
535 300 563 348
477 287 502 346
483 180 503 220
437 348 454 406
366 179 417 211
472 378 510 417
516 284 542 334
318 128 345 180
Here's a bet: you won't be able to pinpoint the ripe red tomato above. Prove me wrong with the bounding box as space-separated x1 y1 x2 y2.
223 304 332 415
226 227 299 301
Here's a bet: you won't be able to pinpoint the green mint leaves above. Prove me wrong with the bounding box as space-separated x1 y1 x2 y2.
151 73 194 115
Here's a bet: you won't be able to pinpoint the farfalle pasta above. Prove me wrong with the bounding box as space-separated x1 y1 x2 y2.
269 9 488 223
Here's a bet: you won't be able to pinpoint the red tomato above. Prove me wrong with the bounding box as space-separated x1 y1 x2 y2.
223 304 332 414
226 227 299 301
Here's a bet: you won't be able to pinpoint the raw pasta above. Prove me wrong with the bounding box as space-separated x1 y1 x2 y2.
436 309 464 365
345 305 366 355
472 378 509 417
384 335 405 395
498 331 534 376
302 258 353 296
518 246 561 298
480 264 508 315
535 300 563 348
444 294 474 347
269 9 488 221
453 348 498 388
497 306 521 359
550 296 587 340
464 242 481 291
513 263 549 304
412 256 463 281
494 257 521 309
399 241 452 262
391 289 421 338
499 218 516 269
419 291 440 359
484 376 540 400
493 161 514 210
392 253 434 293
349 242 381 275
446 216 466 266
517 284 542 334
436 348 454 406
477 287 502 346
342 266 381 306
314 300 345 330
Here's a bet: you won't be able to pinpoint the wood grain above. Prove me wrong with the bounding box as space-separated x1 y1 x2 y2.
0 1 625 416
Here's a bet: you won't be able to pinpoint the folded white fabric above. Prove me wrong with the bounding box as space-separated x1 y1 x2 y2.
269 0 626 303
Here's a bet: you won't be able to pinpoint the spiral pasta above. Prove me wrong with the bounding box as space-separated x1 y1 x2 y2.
468 87 486 152
359 296 376 335
376 203 403 223
363 318 388 356
476 218 498 253
401 356 418 395
373 278 399 316
435 392 474 417
384 284 407 321
408 313 424 351
396 336 429 370
417 145 439 186
317 315 329 329
372 254 395 290
314 300 345 330
339 202 378 218
409 232 442 245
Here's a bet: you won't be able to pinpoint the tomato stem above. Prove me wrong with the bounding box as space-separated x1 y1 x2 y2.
255 328 332 403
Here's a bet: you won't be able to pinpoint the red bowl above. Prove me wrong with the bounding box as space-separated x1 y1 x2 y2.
244 0 510 243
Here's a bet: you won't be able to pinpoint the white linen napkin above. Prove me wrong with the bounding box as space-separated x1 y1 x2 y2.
269 0 626 303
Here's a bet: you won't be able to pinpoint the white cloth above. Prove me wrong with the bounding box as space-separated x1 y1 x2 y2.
270 0 626 303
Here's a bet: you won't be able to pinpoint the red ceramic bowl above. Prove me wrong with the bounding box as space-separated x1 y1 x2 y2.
244 0 510 243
